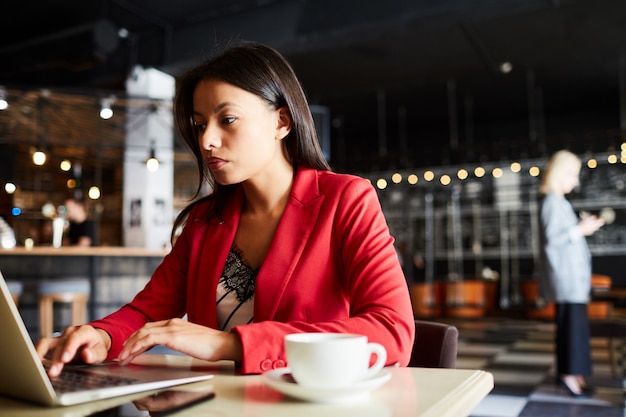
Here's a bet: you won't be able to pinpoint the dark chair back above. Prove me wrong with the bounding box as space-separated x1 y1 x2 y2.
409 320 458 368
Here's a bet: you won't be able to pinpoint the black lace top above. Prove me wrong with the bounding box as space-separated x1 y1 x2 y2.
216 244 257 331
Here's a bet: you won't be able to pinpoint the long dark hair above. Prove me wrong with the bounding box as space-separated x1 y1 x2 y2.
171 41 330 241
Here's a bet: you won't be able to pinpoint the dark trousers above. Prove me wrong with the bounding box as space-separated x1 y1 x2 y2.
555 303 592 376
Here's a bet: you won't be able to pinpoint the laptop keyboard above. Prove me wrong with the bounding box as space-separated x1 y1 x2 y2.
50 367 139 393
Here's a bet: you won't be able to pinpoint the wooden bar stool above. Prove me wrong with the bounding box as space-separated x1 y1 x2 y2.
7 281 23 305
38 279 90 338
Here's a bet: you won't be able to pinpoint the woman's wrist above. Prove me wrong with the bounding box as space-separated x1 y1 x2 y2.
224 332 243 362
95 328 112 352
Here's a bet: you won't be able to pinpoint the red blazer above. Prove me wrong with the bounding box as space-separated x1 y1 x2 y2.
92 167 415 374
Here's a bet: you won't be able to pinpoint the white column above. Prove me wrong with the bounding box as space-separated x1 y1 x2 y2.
123 66 175 249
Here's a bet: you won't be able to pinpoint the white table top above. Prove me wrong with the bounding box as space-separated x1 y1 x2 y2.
0 354 493 417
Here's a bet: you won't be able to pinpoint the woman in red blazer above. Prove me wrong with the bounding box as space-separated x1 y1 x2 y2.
38 42 415 376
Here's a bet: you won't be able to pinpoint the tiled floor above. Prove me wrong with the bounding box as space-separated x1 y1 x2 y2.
441 317 626 417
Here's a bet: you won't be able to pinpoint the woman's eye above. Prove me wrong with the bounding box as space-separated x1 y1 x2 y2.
222 117 236 125
193 122 207 132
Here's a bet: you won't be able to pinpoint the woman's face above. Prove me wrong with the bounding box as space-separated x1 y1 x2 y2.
558 163 580 195
192 78 291 185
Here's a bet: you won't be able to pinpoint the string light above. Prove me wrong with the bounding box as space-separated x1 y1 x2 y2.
32 150 47 166
498 61 513 74
0 86 8 110
88 186 101 200
146 142 160 172
369 150 626 190
99 97 114 120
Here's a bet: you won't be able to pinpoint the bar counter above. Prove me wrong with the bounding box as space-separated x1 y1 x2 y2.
0 246 168 336
0 246 168 257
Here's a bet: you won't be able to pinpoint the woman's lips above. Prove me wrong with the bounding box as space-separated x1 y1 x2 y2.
208 157 227 170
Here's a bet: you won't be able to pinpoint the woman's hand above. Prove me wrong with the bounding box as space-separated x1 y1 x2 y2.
578 213 605 236
34 325 111 377
117 319 243 365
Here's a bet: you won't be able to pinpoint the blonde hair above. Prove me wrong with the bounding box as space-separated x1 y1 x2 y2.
539 150 581 194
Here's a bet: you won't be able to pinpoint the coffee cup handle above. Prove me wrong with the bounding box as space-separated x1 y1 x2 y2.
363 342 387 379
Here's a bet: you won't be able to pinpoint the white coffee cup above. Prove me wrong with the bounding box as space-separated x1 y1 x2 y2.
284 333 387 389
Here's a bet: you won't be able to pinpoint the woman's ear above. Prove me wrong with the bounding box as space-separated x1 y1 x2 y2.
275 107 292 140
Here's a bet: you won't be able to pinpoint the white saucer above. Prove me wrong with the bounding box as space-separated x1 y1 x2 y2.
261 368 391 403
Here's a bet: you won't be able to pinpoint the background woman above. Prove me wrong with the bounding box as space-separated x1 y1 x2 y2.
537 149 604 397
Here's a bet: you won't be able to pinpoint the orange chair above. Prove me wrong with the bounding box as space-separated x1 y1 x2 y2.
521 280 555 320
444 280 486 318
410 282 443 318
588 274 612 319
521 275 612 320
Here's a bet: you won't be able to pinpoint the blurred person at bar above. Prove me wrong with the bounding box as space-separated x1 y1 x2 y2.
63 198 96 247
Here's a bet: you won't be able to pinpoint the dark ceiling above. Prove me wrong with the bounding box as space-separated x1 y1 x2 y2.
1 0 626 173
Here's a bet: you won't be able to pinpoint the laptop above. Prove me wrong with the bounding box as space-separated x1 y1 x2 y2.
0 272 214 406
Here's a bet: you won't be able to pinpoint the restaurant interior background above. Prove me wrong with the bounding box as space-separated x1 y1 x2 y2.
1 0 626 316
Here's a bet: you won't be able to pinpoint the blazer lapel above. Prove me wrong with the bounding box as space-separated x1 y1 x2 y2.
254 168 324 321
192 189 243 327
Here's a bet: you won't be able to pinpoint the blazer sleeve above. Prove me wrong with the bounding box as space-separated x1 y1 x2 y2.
541 195 581 248
540 193 592 302
233 176 415 374
89 207 196 360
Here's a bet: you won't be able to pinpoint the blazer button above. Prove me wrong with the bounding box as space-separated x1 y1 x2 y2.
260 359 273 372
273 360 286 369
